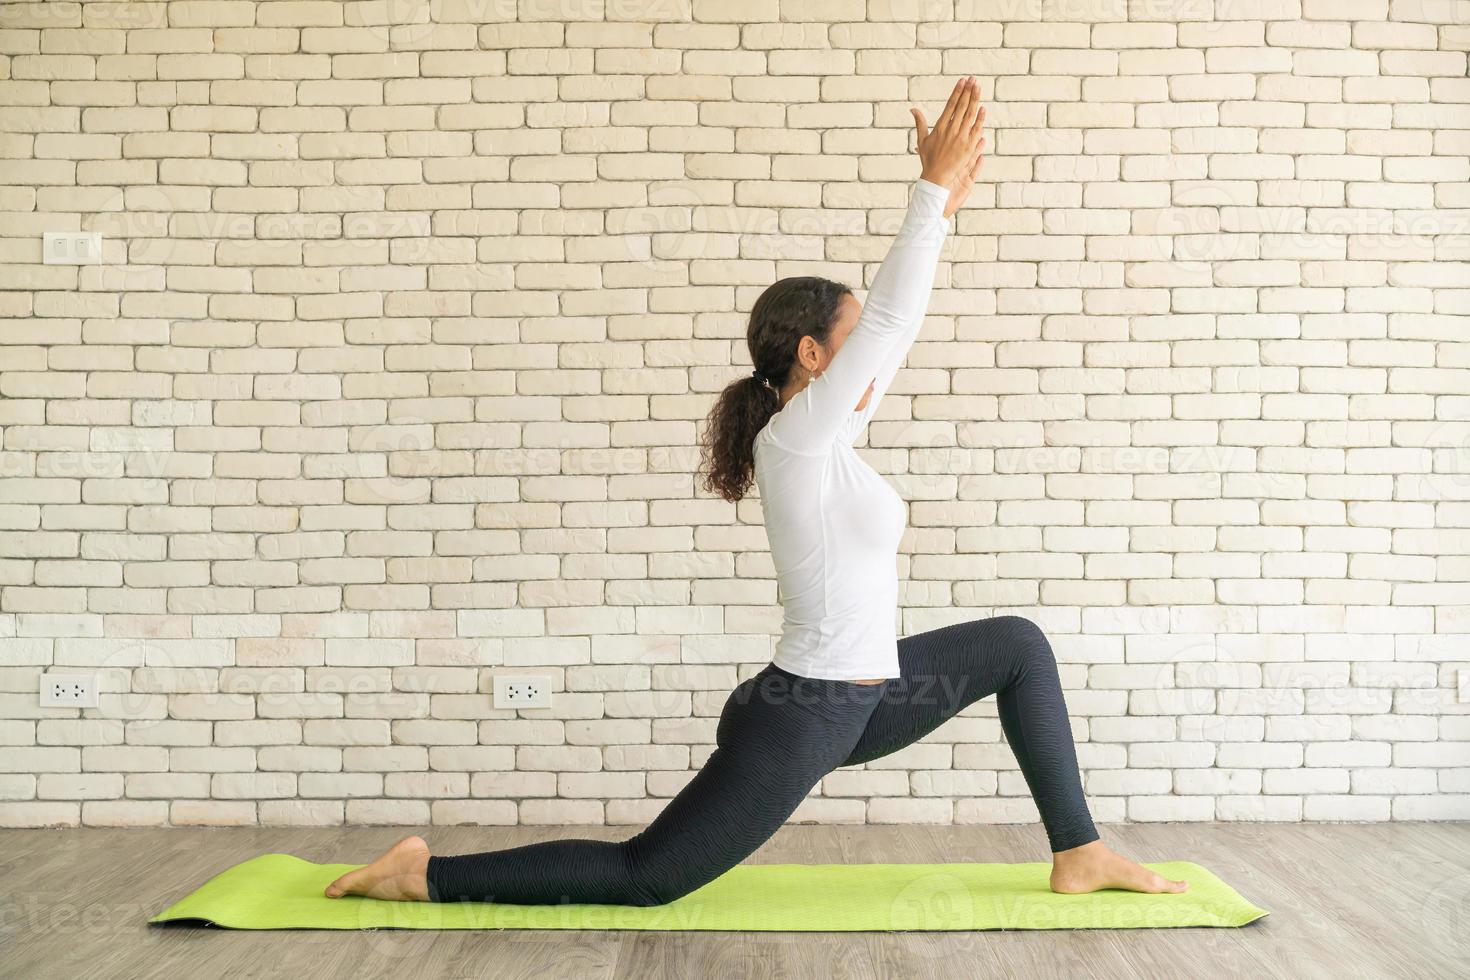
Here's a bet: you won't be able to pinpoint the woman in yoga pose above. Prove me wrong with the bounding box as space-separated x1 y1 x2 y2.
327 76 1187 906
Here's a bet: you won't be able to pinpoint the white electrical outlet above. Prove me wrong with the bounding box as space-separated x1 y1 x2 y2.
40 673 98 708
493 674 551 709
43 231 103 265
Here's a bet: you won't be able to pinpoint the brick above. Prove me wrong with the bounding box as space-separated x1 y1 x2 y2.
299 773 382 798
385 772 469 798
519 798 605 825
126 773 210 799
867 797 953 824
171 800 255 825
470 771 558 798
346 799 430 825
0 775 37 800
82 800 170 826
38 773 123 800
0 802 81 827
259 800 345 826
432 799 518 825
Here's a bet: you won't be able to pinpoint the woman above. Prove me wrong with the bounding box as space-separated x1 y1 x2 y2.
326 76 1187 906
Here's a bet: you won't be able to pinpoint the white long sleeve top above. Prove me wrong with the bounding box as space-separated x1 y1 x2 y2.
753 176 951 680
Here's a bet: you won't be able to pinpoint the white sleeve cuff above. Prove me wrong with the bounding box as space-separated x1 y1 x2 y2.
914 177 949 200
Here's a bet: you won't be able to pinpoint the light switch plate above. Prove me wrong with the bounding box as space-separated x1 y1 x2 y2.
43 231 103 265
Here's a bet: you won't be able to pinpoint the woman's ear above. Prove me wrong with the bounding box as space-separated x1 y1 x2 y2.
796 335 818 374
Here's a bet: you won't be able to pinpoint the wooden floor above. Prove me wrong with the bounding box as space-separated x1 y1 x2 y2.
1 822 1465 979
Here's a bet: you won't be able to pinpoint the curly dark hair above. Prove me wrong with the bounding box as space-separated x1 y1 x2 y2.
698 275 853 503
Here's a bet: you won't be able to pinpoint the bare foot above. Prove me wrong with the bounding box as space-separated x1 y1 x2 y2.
1049 839 1188 895
324 834 432 902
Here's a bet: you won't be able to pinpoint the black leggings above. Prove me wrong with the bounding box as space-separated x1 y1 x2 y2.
426 615 1100 907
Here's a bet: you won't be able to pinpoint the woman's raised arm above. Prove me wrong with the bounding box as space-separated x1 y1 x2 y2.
764 77 987 455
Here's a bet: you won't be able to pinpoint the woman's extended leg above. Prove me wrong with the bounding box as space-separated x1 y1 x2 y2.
326 665 886 905
837 614 1186 894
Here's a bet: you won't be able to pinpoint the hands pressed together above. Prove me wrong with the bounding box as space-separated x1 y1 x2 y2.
912 76 987 219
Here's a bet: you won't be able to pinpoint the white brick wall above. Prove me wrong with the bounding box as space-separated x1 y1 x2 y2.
1 1 1467 829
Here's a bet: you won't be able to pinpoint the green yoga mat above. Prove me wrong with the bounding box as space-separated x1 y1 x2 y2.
149 853 1267 931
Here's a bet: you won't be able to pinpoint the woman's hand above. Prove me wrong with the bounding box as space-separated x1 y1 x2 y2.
912 76 987 219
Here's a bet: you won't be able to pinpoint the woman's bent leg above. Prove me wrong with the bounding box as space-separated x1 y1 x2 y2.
838 615 1100 853
427 666 885 906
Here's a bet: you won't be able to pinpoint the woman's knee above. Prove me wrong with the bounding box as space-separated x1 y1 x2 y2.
622 852 703 907
989 615 1056 670
617 839 679 906
631 877 694 907
628 884 675 907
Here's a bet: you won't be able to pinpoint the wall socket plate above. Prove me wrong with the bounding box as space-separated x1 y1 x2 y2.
40 673 99 708
492 674 551 710
43 231 103 265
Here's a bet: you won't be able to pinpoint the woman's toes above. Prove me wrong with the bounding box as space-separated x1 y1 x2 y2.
324 867 364 898
1138 866 1188 893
